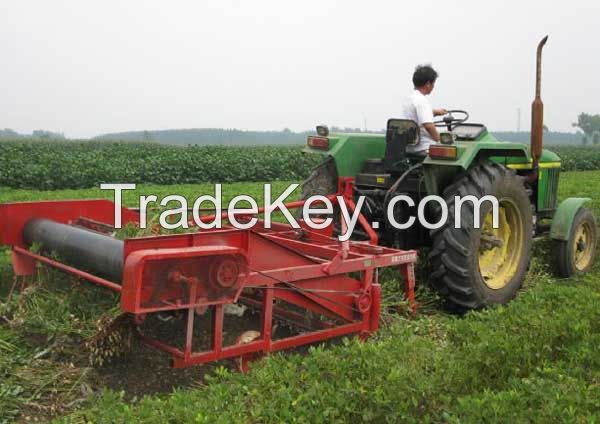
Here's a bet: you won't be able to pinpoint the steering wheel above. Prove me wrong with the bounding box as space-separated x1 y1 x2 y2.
434 110 469 131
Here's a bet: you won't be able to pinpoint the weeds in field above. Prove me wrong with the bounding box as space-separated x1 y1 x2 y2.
60 261 600 424
0 172 598 422
0 259 122 422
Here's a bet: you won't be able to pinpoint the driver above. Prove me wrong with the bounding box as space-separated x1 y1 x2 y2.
400 65 447 158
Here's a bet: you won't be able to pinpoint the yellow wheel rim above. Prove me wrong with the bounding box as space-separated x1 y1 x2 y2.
573 221 594 271
478 200 525 290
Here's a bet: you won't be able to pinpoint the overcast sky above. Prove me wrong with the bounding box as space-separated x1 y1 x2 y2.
1 0 598 138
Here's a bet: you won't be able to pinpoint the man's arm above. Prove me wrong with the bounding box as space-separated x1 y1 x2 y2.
423 123 440 142
415 97 442 142
433 108 448 117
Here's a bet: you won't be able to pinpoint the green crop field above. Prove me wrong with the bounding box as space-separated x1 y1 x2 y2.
0 140 321 190
0 170 599 423
1 139 600 190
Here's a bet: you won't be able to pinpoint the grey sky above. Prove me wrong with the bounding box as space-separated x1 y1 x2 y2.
1 0 598 138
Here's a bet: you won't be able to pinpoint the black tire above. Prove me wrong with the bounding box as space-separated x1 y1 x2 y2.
301 156 338 201
428 160 533 310
299 157 338 224
555 208 597 278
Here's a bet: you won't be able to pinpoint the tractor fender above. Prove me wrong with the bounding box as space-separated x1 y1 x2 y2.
304 133 386 177
550 197 592 241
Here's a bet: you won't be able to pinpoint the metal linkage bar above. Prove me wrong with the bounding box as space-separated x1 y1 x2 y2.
12 246 122 293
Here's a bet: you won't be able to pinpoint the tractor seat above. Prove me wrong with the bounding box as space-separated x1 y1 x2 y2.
355 120 421 188
384 119 420 171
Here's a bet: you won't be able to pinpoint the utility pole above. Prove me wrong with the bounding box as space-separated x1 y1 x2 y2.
517 108 521 132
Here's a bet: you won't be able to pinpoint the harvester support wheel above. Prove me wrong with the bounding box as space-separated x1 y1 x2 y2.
555 208 597 277
429 160 533 310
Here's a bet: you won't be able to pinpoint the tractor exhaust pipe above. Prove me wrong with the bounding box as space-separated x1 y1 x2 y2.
530 35 548 174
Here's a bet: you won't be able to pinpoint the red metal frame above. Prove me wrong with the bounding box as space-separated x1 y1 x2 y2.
0 178 418 369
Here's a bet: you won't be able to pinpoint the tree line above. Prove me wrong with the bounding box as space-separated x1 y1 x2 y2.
0 128 65 140
2 113 599 145
572 113 600 145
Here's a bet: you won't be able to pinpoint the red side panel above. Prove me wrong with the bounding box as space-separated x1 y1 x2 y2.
120 245 245 314
0 200 139 247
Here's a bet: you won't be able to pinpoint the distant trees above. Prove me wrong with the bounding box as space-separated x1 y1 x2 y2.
493 131 583 145
329 126 383 134
573 113 600 146
0 128 21 138
32 130 65 140
95 128 312 146
0 128 65 140
330 126 361 133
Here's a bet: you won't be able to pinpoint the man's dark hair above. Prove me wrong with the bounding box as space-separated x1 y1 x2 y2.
412 65 438 88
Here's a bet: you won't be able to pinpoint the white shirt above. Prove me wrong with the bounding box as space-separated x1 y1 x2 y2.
400 89 435 152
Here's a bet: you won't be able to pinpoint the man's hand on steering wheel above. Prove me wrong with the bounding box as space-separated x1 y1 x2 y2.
433 108 448 117
433 110 469 131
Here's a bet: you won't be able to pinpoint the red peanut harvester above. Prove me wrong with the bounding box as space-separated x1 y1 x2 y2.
0 180 416 369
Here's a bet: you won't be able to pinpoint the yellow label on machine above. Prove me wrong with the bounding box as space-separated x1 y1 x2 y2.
376 177 385 184
506 161 561 170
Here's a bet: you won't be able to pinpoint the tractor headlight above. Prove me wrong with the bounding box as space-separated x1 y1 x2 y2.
316 125 329 137
440 132 455 145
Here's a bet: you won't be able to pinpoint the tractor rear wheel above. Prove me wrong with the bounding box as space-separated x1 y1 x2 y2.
429 160 533 310
299 157 338 225
555 208 597 277
301 156 338 202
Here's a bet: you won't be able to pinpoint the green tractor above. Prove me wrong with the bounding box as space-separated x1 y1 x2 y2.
301 36 597 310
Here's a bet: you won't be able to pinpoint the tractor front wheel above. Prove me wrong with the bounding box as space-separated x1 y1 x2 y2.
556 208 597 277
429 160 533 310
